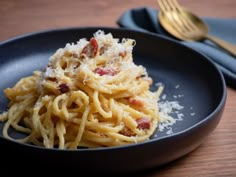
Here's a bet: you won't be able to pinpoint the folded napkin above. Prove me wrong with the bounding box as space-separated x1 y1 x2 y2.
117 7 236 88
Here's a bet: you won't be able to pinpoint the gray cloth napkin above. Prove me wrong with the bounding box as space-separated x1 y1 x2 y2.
117 7 236 88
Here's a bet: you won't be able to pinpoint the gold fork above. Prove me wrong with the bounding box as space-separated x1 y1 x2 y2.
157 0 236 57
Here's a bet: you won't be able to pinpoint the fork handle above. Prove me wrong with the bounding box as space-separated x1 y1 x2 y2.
205 35 236 57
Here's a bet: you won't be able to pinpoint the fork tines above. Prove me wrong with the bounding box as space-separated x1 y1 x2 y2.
157 0 199 35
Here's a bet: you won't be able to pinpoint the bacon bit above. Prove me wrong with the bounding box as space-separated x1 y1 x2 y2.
119 51 127 58
119 127 135 137
58 83 70 93
129 97 144 107
94 67 118 76
136 117 150 130
51 117 59 124
80 37 98 58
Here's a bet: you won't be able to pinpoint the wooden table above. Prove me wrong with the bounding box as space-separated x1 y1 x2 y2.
0 0 235 176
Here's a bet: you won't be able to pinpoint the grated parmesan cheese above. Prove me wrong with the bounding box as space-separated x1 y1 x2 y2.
157 86 185 134
159 100 184 115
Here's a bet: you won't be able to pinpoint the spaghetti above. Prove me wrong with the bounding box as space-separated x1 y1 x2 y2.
0 30 164 149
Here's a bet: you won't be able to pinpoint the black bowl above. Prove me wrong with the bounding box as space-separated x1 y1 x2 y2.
0 27 226 175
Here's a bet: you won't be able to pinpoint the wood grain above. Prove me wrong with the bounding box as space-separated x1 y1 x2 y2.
0 0 236 176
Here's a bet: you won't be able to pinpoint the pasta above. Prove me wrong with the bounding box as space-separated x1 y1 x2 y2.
0 30 164 149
